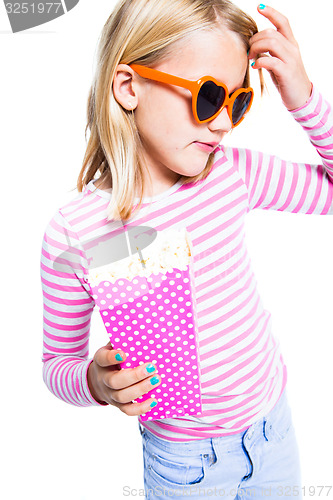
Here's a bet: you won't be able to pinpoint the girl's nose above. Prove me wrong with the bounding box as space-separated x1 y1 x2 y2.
207 106 232 133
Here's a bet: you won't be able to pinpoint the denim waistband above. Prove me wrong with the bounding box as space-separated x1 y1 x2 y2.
138 388 289 454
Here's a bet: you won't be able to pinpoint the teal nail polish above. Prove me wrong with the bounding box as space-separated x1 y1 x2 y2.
259 4 266 9
115 353 123 362
150 400 158 408
150 376 160 386
146 363 156 373
251 61 256 67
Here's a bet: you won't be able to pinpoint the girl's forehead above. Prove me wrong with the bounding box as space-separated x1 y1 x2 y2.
161 28 247 84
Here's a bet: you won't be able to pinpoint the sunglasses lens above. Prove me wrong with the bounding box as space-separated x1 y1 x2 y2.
232 92 253 125
197 81 226 121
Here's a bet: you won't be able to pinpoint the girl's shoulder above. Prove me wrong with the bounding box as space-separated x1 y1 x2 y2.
61 180 106 214
50 180 107 227
42 180 108 247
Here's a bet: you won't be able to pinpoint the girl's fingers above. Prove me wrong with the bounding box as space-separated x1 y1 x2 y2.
251 54 283 75
94 342 126 368
109 372 161 404
248 31 294 63
106 362 159 391
112 397 158 417
249 28 296 51
256 4 297 44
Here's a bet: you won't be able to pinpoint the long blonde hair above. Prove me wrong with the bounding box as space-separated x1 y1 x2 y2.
77 0 264 222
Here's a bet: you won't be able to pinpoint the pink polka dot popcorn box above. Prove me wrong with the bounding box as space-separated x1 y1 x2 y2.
88 227 203 421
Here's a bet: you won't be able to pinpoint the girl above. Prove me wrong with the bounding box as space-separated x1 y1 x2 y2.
40 0 333 498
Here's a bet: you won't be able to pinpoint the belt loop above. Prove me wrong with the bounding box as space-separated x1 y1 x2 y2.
138 421 145 436
209 437 219 467
263 418 272 441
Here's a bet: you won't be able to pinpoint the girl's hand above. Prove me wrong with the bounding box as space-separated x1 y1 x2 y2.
248 4 312 111
87 341 160 415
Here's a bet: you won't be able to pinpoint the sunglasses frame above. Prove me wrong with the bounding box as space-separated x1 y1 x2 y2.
129 64 254 127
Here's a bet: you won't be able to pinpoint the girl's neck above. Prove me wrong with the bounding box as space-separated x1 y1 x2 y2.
93 173 182 197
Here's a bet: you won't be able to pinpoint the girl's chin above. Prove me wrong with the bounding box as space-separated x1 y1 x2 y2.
178 164 210 178
172 148 214 178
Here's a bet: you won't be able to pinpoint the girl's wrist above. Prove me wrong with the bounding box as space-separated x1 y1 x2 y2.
287 82 314 113
87 360 109 406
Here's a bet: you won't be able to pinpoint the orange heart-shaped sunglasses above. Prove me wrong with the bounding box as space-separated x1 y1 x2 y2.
130 64 254 127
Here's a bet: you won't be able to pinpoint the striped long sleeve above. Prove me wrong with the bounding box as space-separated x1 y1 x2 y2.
41 84 333 440
40 210 103 406
225 85 333 214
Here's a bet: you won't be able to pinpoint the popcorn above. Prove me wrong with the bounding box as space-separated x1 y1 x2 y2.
88 227 192 285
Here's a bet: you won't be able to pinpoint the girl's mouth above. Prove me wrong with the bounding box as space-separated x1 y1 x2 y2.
193 141 218 153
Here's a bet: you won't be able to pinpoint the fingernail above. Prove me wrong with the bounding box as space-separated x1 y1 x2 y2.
146 363 156 374
247 49 250 56
115 353 123 362
150 400 158 408
150 376 160 386
251 61 256 67
259 4 266 9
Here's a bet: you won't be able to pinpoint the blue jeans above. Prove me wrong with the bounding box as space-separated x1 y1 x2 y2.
138 389 302 499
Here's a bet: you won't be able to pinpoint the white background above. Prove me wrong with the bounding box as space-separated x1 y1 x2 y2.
0 1 332 499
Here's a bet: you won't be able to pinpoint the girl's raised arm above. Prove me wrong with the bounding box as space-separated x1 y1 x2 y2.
232 4 333 214
222 83 333 214
248 4 312 111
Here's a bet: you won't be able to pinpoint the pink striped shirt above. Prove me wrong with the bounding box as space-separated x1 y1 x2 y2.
40 84 333 441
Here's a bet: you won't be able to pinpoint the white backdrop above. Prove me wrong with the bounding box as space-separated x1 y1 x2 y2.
0 1 332 499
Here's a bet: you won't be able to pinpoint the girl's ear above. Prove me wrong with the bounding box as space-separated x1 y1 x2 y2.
112 64 139 111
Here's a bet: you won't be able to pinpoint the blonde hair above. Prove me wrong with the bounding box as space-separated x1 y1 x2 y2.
77 0 265 222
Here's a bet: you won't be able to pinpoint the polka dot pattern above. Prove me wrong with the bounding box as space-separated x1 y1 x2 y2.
90 264 202 421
